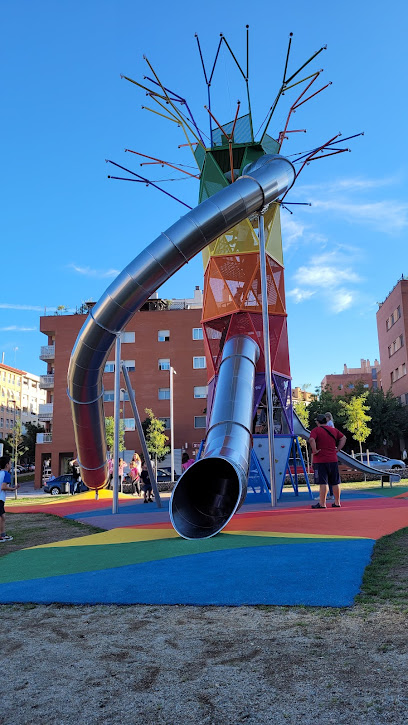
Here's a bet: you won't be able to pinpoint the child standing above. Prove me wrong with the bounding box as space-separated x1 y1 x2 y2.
140 463 153 503
0 456 19 542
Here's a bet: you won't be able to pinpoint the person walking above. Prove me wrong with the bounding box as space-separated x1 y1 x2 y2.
310 414 346 509
0 455 19 542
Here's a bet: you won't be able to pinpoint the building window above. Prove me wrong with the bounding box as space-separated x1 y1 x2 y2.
104 362 115 373
103 391 115 402
338 384 343 390
158 388 170 400
194 415 206 428
194 386 208 399
348 384 354 389
193 356 206 369
193 327 203 340
159 417 171 429
386 305 402 331
123 360 135 372
363 384 369 388
0 418 3 427
158 358 170 371
388 334 404 357
121 332 135 343
123 418 135 431
158 330 170 342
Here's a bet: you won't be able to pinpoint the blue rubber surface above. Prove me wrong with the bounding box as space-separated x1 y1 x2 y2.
0 540 375 607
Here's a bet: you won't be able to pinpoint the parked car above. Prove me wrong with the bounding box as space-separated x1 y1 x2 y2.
354 453 405 470
43 474 88 495
156 467 180 483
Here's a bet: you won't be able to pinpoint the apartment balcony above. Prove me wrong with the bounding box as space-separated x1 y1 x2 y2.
39 344 55 361
39 374 54 389
36 432 53 444
38 403 53 422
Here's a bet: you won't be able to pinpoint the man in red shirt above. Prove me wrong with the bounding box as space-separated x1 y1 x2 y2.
309 414 346 509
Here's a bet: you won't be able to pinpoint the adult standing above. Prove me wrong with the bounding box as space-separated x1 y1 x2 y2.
310 414 346 509
0 455 19 542
324 412 335 500
69 458 82 495
130 453 142 496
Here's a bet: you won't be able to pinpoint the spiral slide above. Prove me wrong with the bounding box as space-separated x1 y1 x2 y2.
67 155 295 503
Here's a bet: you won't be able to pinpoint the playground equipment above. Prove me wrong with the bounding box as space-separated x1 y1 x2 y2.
68 31 363 538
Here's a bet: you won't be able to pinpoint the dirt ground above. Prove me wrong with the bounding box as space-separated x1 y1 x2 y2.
1 514 408 724
1 602 407 724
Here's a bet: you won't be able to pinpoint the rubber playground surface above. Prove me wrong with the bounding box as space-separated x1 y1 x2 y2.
1 484 408 607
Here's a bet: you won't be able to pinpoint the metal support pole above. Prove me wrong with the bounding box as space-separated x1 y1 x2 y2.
112 335 121 514
170 366 176 484
258 211 277 507
121 363 162 507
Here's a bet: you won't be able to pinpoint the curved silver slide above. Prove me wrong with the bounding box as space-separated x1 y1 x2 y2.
68 155 295 491
293 412 401 483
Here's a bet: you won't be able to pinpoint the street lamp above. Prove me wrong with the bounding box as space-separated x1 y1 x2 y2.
8 399 17 499
170 367 177 484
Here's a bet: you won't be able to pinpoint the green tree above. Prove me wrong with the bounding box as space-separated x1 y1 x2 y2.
307 387 346 429
105 416 125 453
293 400 310 471
143 408 170 470
365 388 408 454
22 422 45 461
339 393 372 457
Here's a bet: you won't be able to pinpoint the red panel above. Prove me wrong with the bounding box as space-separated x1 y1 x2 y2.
273 320 291 377
203 316 232 376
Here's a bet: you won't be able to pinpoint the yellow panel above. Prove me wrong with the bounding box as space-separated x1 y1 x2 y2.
265 204 283 266
201 220 259 270
32 527 178 549
214 219 259 256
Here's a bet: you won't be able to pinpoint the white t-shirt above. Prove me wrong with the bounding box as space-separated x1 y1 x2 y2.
326 419 335 427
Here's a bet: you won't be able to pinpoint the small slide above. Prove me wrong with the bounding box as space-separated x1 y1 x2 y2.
293 412 401 484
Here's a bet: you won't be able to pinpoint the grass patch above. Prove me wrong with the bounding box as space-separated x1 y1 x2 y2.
356 526 408 605
0 513 105 557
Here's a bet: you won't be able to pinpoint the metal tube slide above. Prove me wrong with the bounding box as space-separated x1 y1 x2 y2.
170 335 260 539
68 154 295 490
293 411 401 483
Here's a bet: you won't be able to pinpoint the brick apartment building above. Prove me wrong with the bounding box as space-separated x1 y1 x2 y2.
320 359 380 397
34 292 208 488
0 362 46 441
376 276 408 404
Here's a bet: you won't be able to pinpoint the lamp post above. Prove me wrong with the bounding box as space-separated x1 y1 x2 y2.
170 367 176 484
8 399 17 499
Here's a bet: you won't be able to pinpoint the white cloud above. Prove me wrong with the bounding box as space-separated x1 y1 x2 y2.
69 264 119 278
287 288 315 304
330 289 354 313
293 262 360 289
0 326 37 332
298 175 398 194
288 251 360 314
310 198 408 234
0 303 43 311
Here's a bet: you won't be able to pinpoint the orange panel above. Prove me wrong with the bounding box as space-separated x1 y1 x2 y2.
243 257 286 315
202 259 239 320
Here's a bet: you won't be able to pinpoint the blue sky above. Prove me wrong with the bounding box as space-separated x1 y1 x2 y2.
1 0 407 390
